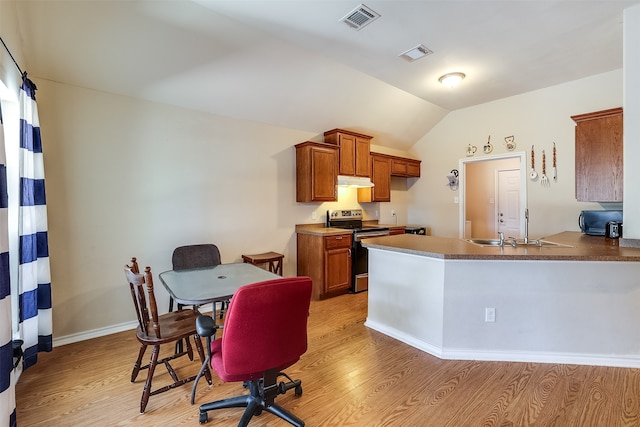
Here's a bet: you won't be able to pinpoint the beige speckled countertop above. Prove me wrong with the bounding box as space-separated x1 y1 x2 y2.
295 222 405 236
361 231 640 261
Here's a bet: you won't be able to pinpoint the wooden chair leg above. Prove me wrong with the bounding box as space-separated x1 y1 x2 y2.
185 335 194 361
140 345 160 414
131 343 147 382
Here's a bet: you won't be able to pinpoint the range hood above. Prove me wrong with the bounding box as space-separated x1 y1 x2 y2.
337 175 375 188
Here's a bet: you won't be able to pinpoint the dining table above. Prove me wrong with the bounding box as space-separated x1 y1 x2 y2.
158 261 280 307
158 261 282 404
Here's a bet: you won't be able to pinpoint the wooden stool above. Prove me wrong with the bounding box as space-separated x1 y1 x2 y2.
241 252 284 276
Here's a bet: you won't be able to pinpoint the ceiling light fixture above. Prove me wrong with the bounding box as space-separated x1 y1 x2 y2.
439 72 466 88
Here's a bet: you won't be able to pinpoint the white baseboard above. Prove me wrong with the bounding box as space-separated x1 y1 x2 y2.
53 320 138 347
365 318 640 369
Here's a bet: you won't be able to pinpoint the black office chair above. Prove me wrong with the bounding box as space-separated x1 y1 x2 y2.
170 244 228 318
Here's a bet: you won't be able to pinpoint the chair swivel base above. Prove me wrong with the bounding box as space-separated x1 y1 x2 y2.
198 372 304 426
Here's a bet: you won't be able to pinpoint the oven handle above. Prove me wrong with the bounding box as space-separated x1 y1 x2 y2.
355 232 389 241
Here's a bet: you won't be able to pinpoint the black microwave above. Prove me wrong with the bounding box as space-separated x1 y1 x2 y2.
578 210 622 236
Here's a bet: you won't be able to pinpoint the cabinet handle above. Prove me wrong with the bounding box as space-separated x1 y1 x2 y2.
335 236 342 240
348 249 352 257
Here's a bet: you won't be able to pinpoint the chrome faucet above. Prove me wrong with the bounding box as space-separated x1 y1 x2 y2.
498 232 504 246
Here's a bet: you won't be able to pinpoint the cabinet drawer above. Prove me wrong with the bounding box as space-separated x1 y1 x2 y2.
324 234 352 250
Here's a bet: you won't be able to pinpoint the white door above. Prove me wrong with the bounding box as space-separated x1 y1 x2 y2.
497 169 521 237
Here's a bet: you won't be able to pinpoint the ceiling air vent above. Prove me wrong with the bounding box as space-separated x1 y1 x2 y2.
399 44 434 62
340 4 381 31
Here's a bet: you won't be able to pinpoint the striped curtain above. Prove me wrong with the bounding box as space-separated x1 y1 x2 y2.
0 103 16 426
18 74 52 369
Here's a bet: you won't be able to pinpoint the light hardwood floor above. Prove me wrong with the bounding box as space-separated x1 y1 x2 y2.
16 291 640 426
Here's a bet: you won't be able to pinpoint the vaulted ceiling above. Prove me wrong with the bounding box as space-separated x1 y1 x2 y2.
13 0 640 150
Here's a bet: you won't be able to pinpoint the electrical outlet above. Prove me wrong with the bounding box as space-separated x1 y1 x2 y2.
311 211 317 220
454 196 459 204
485 307 496 322
391 209 396 216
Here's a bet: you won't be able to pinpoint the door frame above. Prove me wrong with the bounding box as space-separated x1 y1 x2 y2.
458 151 527 239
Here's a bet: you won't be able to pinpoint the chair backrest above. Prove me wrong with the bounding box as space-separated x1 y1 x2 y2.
172 244 221 270
125 258 160 338
221 276 312 376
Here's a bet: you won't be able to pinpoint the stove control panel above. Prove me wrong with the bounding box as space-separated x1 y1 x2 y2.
327 209 363 220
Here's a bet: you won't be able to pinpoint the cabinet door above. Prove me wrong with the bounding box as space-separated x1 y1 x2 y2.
325 248 351 293
391 158 407 176
357 154 391 202
573 108 623 202
371 155 391 202
311 146 338 201
296 142 338 202
354 136 371 177
406 159 421 177
338 133 356 176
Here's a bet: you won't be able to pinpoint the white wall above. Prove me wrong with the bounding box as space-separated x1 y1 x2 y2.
23 8 640 342
623 5 640 240
36 79 409 340
408 70 624 238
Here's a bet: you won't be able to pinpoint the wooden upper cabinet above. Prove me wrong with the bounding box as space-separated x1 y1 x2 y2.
390 157 421 177
358 153 391 202
324 129 372 177
295 141 338 202
391 158 407 176
406 159 421 177
571 107 623 202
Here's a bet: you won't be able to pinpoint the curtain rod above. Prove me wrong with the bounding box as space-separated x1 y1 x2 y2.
0 35 24 76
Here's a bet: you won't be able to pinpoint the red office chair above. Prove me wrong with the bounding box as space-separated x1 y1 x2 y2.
196 276 312 426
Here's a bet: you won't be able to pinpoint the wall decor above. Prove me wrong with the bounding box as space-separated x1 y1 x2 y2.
483 135 493 154
529 145 538 181
466 144 477 157
553 142 557 182
447 169 459 190
505 135 516 151
541 149 550 187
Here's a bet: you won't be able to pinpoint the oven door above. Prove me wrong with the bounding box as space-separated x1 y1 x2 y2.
352 231 389 292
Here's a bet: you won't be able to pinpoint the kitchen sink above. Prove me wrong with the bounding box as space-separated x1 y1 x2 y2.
464 238 573 248
464 239 502 246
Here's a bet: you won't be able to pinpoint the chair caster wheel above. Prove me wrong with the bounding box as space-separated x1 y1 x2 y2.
199 411 208 424
295 385 303 396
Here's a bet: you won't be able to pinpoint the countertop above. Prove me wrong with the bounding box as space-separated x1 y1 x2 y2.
295 222 405 236
361 231 640 262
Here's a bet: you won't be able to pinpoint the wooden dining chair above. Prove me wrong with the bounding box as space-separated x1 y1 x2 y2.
170 244 228 319
125 257 212 413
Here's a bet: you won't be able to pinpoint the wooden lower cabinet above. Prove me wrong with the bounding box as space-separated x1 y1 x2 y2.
297 232 352 300
388 227 405 235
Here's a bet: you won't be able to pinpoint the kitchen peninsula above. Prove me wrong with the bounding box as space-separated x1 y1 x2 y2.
362 232 640 368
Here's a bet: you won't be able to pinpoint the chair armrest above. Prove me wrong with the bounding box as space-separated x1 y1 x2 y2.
196 314 222 337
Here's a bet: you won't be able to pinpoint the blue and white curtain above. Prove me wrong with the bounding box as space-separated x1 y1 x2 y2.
17 74 52 369
0 103 16 426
